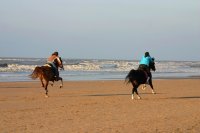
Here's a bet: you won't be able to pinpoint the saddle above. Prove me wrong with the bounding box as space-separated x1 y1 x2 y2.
44 63 57 76
138 65 149 81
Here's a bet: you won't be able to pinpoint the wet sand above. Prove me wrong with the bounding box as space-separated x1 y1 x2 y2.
0 79 200 133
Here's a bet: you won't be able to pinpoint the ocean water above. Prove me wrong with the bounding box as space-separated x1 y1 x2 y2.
0 57 200 82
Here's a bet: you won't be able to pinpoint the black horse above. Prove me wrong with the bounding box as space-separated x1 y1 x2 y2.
30 57 64 97
125 60 156 99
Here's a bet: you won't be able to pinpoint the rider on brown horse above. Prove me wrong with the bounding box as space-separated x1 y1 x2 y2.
138 52 154 84
47 51 62 81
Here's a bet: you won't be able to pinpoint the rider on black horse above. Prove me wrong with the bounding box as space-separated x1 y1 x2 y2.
47 51 62 81
138 52 154 84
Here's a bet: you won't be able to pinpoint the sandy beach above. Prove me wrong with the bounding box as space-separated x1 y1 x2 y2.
0 79 200 133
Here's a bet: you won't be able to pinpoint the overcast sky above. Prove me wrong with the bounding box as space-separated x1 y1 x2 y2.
0 0 200 61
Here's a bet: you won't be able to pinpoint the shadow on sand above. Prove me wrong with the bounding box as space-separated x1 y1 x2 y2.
1 86 34 89
82 93 129 97
168 96 200 99
82 92 164 97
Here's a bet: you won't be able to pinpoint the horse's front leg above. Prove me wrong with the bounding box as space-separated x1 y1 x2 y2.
142 84 146 90
149 78 156 94
57 77 63 88
50 81 54 87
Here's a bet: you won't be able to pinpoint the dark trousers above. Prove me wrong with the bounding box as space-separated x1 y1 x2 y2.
48 63 59 78
53 67 59 78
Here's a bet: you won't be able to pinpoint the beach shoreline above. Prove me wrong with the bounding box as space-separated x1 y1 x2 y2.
0 79 200 133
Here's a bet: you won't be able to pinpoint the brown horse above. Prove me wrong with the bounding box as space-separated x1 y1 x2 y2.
30 57 64 97
125 60 156 99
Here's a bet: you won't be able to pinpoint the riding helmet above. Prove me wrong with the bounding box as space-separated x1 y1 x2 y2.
52 52 59 56
145 52 150 57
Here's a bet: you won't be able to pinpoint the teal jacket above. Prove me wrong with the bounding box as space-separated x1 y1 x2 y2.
139 56 153 66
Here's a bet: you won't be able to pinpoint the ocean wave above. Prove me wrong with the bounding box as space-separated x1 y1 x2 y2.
1 57 200 81
0 64 37 72
189 62 200 68
0 58 200 74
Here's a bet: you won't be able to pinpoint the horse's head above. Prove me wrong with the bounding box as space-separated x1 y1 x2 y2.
54 57 64 70
149 58 156 71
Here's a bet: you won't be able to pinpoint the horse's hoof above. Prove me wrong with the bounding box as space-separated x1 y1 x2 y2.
132 95 134 100
59 85 63 88
45 95 49 98
152 91 156 94
142 85 146 90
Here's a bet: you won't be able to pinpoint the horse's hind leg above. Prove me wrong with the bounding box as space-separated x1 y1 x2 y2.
132 87 135 100
134 86 141 99
132 85 141 100
44 81 49 98
40 77 44 87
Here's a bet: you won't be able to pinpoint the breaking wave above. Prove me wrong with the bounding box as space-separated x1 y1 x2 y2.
1 57 200 81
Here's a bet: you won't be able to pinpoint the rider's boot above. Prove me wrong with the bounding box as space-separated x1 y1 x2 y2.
146 77 150 84
54 70 59 81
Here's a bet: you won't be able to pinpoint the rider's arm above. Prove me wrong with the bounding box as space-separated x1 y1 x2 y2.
56 57 62 66
149 57 153 63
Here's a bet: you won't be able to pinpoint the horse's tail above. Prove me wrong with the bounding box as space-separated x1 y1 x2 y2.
125 69 135 84
29 66 43 79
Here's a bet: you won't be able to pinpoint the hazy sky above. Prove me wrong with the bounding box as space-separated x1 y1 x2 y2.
0 0 200 61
